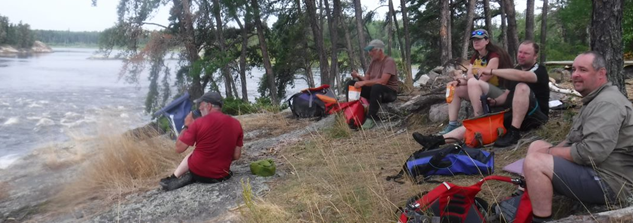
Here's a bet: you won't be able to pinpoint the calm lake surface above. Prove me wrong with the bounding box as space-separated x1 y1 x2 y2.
0 48 318 169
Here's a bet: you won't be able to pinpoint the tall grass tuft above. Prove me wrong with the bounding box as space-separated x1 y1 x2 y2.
239 179 290 223
324 114 352 139
54 127 181 207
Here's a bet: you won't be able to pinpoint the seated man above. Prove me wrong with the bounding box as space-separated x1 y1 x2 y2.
523 52 633 223
159 91 244 191
347 39 399 130
413 40 549 148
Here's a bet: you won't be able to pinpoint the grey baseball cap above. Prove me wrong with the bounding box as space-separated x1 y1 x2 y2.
364 39 385 51
193 91 223 107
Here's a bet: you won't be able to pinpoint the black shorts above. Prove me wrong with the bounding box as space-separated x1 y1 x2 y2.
503 91 548 131
552 157 616 204
191 170 233 184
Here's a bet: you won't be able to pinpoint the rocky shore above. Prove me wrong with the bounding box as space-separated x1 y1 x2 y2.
0 41 53 58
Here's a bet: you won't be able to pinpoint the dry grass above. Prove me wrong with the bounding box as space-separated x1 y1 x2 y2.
237 111 314 139
53 127 182 208
240 112 585 222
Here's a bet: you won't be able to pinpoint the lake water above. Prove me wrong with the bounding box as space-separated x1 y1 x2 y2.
0 48 325 169
0 48 417 169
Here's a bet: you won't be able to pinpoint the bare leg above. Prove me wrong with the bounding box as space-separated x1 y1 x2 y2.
443 126 466 141
448 85 469 122
523 140 555 217
174 152 192 177
511 83 531 129
467 78 490 116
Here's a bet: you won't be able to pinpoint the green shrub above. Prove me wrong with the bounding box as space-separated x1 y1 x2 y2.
222 97 257 115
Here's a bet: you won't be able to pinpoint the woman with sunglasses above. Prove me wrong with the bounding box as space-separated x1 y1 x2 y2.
439 29 513 135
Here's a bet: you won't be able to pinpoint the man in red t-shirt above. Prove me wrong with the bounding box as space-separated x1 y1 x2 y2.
160 91 244 191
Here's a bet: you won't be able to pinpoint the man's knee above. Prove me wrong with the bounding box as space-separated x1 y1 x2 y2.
527 140 552 154
514 83 531 97
524 151 550 172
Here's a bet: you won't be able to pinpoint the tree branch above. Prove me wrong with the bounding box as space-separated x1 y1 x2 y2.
142 22 169 29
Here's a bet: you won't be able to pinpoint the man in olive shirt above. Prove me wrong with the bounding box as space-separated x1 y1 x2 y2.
523 52 633 223
347 39 399 129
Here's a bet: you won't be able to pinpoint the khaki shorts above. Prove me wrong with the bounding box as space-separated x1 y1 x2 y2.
486 83 506 99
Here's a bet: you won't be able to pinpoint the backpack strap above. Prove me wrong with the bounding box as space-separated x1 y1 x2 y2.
286 94 299 118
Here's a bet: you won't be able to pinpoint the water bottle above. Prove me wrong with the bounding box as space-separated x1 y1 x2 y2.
480 94 490 115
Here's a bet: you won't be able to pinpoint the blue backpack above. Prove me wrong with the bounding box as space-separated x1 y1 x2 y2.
387 143 494 184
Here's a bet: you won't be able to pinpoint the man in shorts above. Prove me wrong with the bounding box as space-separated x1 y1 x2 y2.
523 52 633 222
412 40 549 148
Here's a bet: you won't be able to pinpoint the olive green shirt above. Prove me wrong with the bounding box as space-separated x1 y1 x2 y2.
565 83 633 199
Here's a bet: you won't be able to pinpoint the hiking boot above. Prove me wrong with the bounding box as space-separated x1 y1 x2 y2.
361 119 376 130
494 128 521 147
160 174 176 185
161 171 194 191
438 123 460 135
412 132 445 149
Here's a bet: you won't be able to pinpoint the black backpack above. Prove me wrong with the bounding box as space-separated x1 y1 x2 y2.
287 85 336 118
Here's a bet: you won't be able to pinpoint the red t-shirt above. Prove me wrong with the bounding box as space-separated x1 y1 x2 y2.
178 111 244 178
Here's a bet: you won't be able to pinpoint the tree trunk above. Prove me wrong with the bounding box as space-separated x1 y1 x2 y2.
448 0 452 59
400 0 413 89
294 0 315 88
250 0 278 104
483 0 492 38
500 0 508 51
591 0 626 95
174 0 203 99
389 1 406 70
353 0 368 71
324 0 340 88
440 0 451 65
386 0 393 56
461 0 477 59
504 0 519 64
212 0 233 98
342 17 357 72
525 0 535 40
539 0 548 65
234 16 249 102
305 0 330 86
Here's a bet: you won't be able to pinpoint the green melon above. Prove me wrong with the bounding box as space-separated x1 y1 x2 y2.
250 159 276 177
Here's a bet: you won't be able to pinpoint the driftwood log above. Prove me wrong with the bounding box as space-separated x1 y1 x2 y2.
552 206 633 223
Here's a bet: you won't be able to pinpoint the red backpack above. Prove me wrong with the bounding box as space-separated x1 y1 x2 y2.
326 98 368 129
398 176 533 223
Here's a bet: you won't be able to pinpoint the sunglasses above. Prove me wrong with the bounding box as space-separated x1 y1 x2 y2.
472 30 486 36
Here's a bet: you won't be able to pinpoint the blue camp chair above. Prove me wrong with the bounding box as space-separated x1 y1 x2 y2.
153 92 192 137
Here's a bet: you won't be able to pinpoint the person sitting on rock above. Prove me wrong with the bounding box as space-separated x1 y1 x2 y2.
412 40 549 148
523 52 633 223
439 29 513 135
346 39 399 130
159 91 244 191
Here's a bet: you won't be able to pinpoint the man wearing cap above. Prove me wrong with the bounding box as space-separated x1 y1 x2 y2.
347 39 399 129
159 91 244 191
